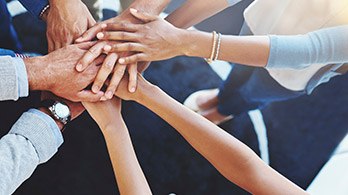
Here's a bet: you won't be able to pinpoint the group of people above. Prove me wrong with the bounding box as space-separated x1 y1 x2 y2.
0 0 347 194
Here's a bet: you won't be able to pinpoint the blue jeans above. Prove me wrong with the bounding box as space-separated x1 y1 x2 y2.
217 23 305 116
0 0 22 52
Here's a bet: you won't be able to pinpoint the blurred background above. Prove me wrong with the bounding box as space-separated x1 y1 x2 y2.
2 0 348 194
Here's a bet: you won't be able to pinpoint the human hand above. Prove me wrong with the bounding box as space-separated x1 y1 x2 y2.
112 73 155 102
83 97 122 130
98 9 186 65
43 0 96 52
40 91 85 130
25 42 105 102
75 10 143 96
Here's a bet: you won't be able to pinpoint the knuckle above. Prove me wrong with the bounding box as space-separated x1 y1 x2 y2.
114 68 125 77
103 62 114 71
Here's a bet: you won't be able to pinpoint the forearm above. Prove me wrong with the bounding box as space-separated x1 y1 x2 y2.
136 84 305 194
101 116 151 195
166 0 229 28
181 30 270 67
0 109 63 194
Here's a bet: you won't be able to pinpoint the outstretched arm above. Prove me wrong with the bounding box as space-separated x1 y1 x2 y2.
114 75 307 195
100 11 348 69
83 99 152 195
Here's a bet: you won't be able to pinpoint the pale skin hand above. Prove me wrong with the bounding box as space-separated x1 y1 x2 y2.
112 74 307 195
24 42 105 102
97 9 271 67
75 0 171 97
83 98 152 195
42 0 96 52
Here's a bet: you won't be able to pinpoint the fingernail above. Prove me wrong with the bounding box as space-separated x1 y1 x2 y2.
76 64 83 71
104 45 112 52
76 37 82 42
97 32 104 39
106 91 113 99
119 58 125 64
130 8 138 13
92 85 100 93
100 96 107 101
130 87 136 93
101 23 107 28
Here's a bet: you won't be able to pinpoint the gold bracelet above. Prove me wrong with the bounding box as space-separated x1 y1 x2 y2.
214 33 222 61
205 31 217 64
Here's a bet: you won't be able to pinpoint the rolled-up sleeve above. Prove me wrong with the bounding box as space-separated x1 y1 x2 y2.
0 109 63 195
266 25 348 69
0 56 29 101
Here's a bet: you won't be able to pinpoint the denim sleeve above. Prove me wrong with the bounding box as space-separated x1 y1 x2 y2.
0 56 28 101
266 25 348 69
0 48 16 57
18 0 49 19
227 0 243 6
0 109 63 195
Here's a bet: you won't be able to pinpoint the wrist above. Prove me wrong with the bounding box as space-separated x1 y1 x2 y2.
182 30 212 59
136 81 160 106
24 57 49 91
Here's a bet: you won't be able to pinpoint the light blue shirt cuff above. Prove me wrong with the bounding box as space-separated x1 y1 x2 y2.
13 57 29 98
27 109 63 149
227 0 242 6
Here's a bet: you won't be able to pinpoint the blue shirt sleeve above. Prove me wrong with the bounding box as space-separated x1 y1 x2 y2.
227 0 243 6
18 0 49 19
0 48 16 57
266 25 348 69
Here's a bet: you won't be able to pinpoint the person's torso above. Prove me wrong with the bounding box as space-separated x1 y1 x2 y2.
244 0 348 91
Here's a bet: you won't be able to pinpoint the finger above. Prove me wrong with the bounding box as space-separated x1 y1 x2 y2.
76 90 104 102
54 41 62 51
118 53 147 65
75 23 103 43
88 15 97 28
76 41 107 72
127 63 138 93
130 8 158 23
47 33 55 53
105 63 127 99
104 43 145 53
76 41 97 50
61 36 74 48
97 31 140 42
103 22 140 32
137 61 151 73
91 53 118 94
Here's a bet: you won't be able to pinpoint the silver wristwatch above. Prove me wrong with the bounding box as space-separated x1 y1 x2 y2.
41 100 71 125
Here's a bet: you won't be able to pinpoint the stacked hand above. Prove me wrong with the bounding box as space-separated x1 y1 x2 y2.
75 9 148 100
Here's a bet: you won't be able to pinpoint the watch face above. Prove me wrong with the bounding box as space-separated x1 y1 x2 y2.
54 103 71 118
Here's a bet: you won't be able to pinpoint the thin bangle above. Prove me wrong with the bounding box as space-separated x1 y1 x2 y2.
39 4 50 20
214 33 222 61
205 31 217 64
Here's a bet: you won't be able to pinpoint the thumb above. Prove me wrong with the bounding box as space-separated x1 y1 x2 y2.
130 8 158 23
